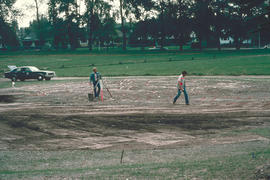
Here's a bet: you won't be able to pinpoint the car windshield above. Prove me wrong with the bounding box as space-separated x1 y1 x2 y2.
11 68 19 72
29 67 40 71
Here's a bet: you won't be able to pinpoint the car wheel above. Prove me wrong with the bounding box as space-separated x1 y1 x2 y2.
12 76 17 82
45 77 51 81
37 75 44 81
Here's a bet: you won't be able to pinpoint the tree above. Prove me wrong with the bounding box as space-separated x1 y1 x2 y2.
0 0 19 50
59 0 80 50
124 0 154 49
236 0 270 46
165 0 193 51
84 0 113 51
192 0 213 50
48 0 81 50
48 0 61 48
119 0 127 50
209 0 231 50
153 0 167 48
97 17 117 49
29 16 53 47
33 0 43 45
226 0 252 49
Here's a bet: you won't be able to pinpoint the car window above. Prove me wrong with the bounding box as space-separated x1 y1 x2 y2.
29 67 40 71
12 68 19 72
21 68 31 71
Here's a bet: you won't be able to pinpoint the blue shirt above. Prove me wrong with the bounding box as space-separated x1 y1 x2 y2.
90 72 101 84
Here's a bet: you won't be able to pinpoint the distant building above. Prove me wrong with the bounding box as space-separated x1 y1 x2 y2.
220 37 234 45
220 37 252 46
79 40 88 48
21 33 39 49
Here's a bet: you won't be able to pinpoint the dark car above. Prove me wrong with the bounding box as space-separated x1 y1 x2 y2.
4 66 56 81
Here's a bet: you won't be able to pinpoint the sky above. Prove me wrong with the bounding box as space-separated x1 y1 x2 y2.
14 0 119 28
14 0 49 27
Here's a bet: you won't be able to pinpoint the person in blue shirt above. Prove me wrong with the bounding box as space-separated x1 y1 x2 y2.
90 67 102 98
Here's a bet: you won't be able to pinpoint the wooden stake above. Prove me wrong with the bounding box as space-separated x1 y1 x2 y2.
120 149 124 164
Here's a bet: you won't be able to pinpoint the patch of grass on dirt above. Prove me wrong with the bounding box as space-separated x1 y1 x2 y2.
249 127 270 139
0 81 12 89
0 142 269 179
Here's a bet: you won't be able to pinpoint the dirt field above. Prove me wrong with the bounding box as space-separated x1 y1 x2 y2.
0 76 270 151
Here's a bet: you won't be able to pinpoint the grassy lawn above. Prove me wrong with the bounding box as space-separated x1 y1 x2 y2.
0 48 270 77
0 141 269 179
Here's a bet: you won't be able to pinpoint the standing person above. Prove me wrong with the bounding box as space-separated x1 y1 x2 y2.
90 67 102 98
173 71 189 105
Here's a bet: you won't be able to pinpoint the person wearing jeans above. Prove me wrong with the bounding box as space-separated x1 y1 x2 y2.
173 71 189 105
90 67 101 98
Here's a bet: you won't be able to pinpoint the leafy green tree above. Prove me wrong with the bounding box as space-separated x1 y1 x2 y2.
192 0 213 49
48 0 80 50
84 0 113 51
119 0 127 50
164 0 193 51
0 0 19 50
125 0 154 49
235 0 270 46
59 0 80 50
48 0 72 49
48 0 59 47
226 0 253 49
209 0 231 50
29 16 53 47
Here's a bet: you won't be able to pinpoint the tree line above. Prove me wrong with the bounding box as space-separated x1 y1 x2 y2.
0 0 269 51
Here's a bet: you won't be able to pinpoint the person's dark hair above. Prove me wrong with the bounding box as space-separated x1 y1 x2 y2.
182 71 187 75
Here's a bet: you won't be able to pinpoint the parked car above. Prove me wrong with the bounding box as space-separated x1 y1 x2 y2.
4 66 55 81
263 44 270 49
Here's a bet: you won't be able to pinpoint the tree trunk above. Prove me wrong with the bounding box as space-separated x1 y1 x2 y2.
34 0 42 46
160 5 165 48
88 0 94 51
49 0 58 49
217 37 221 51
235 35 241 50
179 44 183 51
120 0 126 51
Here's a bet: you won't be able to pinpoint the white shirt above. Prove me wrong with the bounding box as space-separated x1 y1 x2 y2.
177 74 185 88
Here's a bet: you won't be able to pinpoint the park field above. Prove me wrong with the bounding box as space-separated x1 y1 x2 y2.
0 48 270 77
0 76 270 179
0 48 270 179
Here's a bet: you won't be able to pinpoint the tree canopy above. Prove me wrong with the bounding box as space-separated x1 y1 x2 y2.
2 0 270 51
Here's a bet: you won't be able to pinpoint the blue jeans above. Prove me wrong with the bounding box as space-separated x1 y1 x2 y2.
173 87 189 104
93 82 100 97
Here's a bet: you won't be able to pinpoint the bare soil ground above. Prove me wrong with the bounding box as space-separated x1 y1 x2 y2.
0 76 270 151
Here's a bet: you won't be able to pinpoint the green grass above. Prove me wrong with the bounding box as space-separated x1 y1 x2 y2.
0 48 270 77
0 141 269 179
249 127 270 139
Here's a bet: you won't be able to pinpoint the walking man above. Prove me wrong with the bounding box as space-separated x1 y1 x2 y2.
90 67 102 98
173 71 189 105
